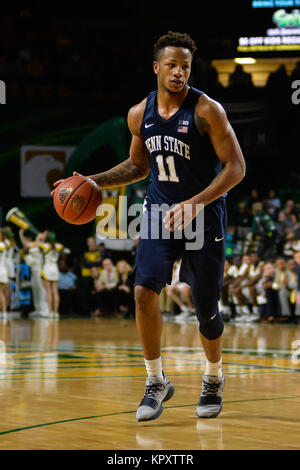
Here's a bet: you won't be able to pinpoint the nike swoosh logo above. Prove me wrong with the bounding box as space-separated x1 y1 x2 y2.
145 123 154 128
210 314 216 320
215 236 224 242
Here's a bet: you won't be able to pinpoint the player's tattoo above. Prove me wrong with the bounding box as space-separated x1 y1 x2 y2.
90 157 148 189
194 111 211 135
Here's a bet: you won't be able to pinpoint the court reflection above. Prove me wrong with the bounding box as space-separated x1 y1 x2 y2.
135 420 224 451
0 318 60 350
0 319 60 391
135 428 164 450
161 320 300 374
196 420 224 450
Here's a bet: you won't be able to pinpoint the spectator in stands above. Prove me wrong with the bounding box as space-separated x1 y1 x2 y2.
283 199 298 217
286 258 297 318
220 258 237 321
80 237 107 306
193 57 221 96
245 189 260 216
290 60 300 82
265 65 289 105
225 226 236 259
252 201 278 260
58 257 79 315
266 189 281 217
114 260 135 318
81 237 106 280
89 267 102 317
274 257 292 322
236 252 264 321
276 211 291 254
293 251 300 323
233 202 252 240
229 64 253 88
166 259 195 320
91 257 119 317
0 231 8 320
228 254 251 321
158 288 174 316
258 262 281 323
289 213 300 239
277 211 292 238
283 231 300 258
228 64 254 100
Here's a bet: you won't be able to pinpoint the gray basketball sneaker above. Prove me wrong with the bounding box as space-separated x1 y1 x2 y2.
136 371 174 422
196 374 225 418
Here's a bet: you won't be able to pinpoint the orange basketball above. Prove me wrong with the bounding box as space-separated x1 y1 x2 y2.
53 175 102 225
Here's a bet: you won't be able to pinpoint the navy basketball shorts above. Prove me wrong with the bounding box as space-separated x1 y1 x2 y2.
131 198 228 340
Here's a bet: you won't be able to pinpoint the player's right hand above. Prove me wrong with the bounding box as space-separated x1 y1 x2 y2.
50 172 83 196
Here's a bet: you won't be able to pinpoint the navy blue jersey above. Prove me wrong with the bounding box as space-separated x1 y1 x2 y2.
140 86 224 208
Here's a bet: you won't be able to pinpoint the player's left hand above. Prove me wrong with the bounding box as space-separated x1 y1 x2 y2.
163 198 203 232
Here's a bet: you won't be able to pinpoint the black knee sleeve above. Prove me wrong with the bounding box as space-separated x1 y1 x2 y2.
197 310 224 340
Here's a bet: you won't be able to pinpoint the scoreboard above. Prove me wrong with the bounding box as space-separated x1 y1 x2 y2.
238 1 300 51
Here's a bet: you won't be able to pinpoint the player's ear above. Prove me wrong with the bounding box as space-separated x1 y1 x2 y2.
153 61 159 75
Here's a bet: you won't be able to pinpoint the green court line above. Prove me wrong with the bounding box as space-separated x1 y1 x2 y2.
0 395 299 437
0 370 296 382
6 343 298 356
2 362 300 375
11 349 297 360
4 364 300 375
4 358 300 374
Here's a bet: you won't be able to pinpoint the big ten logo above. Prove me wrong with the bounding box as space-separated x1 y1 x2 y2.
21 146 76 197
291 80 300 104
0 81 6 104
291 340 300 365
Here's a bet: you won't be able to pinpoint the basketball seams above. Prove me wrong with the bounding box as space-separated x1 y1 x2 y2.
71 183 95 223
53 175 101 224
61 178 87 218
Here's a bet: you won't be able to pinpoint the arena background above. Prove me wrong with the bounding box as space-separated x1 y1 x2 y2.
0 0 300 455
0 1 299 253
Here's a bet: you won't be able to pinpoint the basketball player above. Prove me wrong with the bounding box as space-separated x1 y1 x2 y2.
53 31 245 421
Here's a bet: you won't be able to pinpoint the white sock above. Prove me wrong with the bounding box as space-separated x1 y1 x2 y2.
144 357 164 379
223 305 232 315
241 305 250 315
205 358 223 378
180 305 189 312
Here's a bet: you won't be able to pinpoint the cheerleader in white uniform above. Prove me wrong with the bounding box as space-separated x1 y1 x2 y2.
0 231 8 320
2 227 17 312
40 232 64 318
19 229 50 318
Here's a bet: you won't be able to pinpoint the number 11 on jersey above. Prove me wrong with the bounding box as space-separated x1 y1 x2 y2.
156 155 179 182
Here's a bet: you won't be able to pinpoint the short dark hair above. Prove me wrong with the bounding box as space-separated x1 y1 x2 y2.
153 31 197 61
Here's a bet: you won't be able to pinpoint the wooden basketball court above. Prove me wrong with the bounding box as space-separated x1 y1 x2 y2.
0 316 299 450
